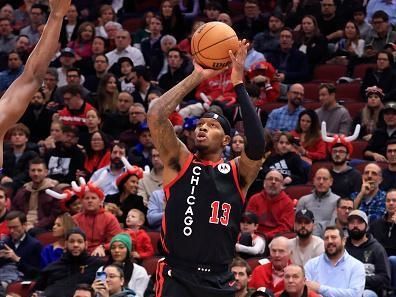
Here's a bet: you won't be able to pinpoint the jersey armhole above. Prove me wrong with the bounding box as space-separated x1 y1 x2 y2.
163 153 194 199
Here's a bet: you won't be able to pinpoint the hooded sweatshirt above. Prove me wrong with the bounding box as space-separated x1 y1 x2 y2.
246 190 294 239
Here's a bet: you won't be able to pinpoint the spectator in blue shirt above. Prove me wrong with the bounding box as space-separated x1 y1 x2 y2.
0 51 23 92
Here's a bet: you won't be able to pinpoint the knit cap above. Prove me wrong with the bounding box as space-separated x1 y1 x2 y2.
110 233 132 254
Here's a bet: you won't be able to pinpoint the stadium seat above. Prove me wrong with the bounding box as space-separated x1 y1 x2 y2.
261 102 283 113
350 140 368 159
353 63 376 79
312 64 347 82
309 161 332 181
6 281 36 297
342 102 365 119
302 83 320 101
246 257 262 271
123 18 142 34
142 256 162 276
303 101 321 110
336 83 362 102
36 231 57 245
284 185 313 200
147 231 161 256
135 0 161 13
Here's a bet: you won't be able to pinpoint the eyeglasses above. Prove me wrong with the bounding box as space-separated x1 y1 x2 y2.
290 91 304 97
332 149 347 155
338 206 353 211
265 177 283 183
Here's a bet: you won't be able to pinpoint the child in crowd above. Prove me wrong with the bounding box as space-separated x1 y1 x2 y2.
118 57 136 93
124 208 154 261
236 212 266 258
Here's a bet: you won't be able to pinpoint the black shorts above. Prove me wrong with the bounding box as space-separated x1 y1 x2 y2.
155 259 236 297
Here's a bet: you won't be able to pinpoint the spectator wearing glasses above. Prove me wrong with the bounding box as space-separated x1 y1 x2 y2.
381 140 396 191
119 103 147 150
334 197 354 237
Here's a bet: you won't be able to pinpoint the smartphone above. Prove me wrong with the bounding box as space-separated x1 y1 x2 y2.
95 271 107 283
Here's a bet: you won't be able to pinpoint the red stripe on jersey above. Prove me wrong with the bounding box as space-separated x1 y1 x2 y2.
230 159 245 204
155 260 165 297
160 214 169 254
163 153 194 199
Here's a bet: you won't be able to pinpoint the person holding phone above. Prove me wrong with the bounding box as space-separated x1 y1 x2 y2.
92 264 136 297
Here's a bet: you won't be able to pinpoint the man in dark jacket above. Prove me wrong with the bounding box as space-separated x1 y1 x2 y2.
35 228 104 297
345 210 391 297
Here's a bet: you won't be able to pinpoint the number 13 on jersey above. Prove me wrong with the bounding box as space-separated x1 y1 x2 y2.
209 201 231 226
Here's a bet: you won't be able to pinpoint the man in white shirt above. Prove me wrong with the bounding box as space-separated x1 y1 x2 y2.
106 30 145 68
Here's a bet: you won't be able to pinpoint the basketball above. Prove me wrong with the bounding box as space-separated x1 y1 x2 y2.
191 21 239 70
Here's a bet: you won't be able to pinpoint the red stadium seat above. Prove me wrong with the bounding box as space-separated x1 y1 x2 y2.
302 83 320 101
353 63 376 79
147 231 161 256
350 140 368 159
336 83 362 102
36 231 57 245
284 185 313 200
303 101 321 110
142 256 162 276
312 64 347 82
123 18 142 34
342 102 365 119
6 281 36 297
309 161 332 181
246 257 262 271
261 102 283 113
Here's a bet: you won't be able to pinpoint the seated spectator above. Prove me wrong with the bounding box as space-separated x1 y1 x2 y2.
247 61 280 105
103 21 122 52
2 123 38 190
119 104 147 149
236 212 266 259
19 4 44 46
346 210 391 297
45 125 85 183
131 66 162 110
249 236 291 295
35 228 104 297
317 0 344 44
233 0 267 40
265 84 305 133
0 186 8 236
107 160 146 223
38 120 63 154
364 10 396 60
353 86 384 141
351 163 386 223
294 15 328 74
132 11 154 49
96 233 149 297
90 142 127 197
288 209 324 266
291 109 327 164
147 189 165 231
365 102 396 161
316 83 351 136
280 264 320 297
14 34 31 65
361 51 396 102
40 212 77 268
82 131 111 179
128 122 154 169
243 34 265 72
42 68 59 104
92 264 136 297
83 54 109 93
353 6 372 40
117 57 136 94
227 134 246 161
246 170 294 240
230 257 253 297
102 92 133 140
160 1 186 42
54 67 90 106
79 109 102 149
253 12 284 57
297 168 339 237
67 22 94 60
0 211 42 282
304 226 366 297
0 51 23 92
20 88 54 143
334 197 354 237
56 48 78 88
95 4 116 39
13 157 60 235
124 209 154 261
76 37 108 77
266 28 309 84
72 284 95 297
323 125 362 198
72 177 122 256
95 73 119 115
137 148 163 206
381 140 396 191
59 4 80 48
263 133 308 185
0 18 16 55
49 184 82 216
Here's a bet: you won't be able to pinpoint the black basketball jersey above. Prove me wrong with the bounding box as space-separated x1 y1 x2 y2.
161 153 244 265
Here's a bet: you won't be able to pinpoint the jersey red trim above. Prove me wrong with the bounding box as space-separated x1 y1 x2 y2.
230 159 245 204
163 153 194 199
155 259 165 297
160 214 169 254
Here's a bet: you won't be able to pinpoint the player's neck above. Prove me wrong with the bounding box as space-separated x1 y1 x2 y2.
196 151 222 163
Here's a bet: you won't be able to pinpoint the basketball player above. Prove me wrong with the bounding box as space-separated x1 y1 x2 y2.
0 0 70 169
148 40 265 297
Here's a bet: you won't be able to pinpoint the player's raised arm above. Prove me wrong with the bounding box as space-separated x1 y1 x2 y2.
0 0 71 138
229 40 265 191
147 62 223 167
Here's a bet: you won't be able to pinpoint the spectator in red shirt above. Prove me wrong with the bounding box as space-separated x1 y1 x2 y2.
246 169 294 240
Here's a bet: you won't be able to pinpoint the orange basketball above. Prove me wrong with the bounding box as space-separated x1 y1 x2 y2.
191 21 239 70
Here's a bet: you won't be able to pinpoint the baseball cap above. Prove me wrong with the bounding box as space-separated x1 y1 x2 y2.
383 102 396 112
295 209 314 222
241 212 258 224
60 47 75 57
348 210 368 225
251 287 275 297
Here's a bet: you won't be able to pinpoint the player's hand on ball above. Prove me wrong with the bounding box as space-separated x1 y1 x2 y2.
193 59 225 81
229 39 249 85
